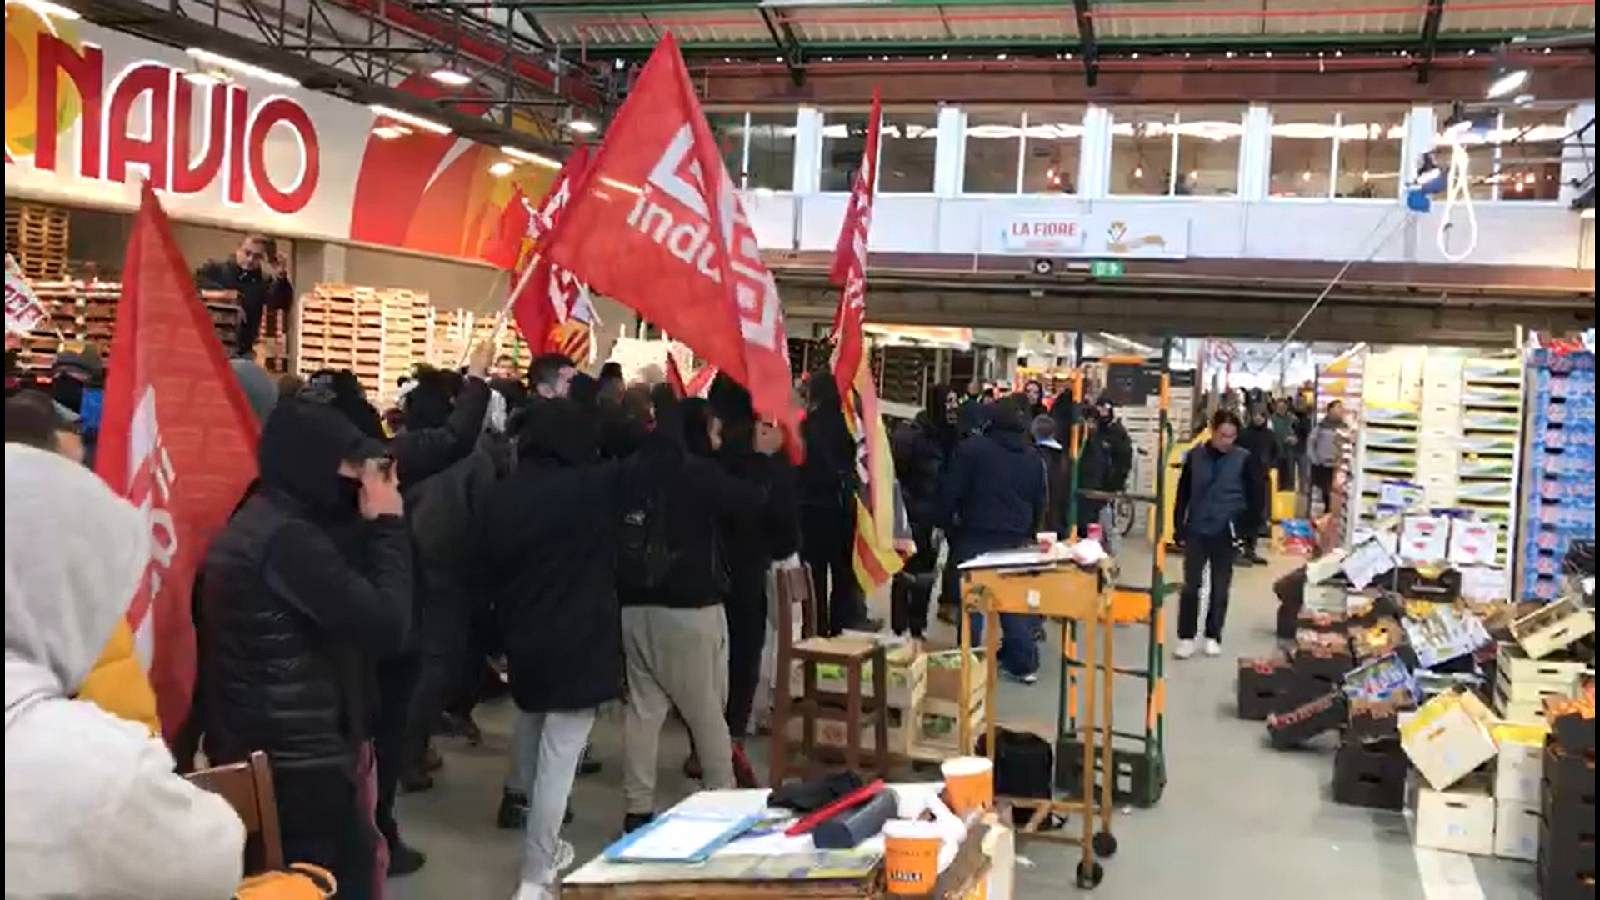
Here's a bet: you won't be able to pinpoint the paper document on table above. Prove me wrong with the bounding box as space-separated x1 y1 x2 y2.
604 811 759 864
958 548 1055 570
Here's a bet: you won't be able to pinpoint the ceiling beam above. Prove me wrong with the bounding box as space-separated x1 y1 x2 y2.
1417 0 1447 83
690 54 1598 105
758 6 805 86
1071 0 1098 87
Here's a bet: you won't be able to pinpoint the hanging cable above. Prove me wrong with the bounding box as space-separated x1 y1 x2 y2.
1436 137 1479 262
1259 207 1411 372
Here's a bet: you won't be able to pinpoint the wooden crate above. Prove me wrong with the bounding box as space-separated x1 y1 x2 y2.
5 203 70 281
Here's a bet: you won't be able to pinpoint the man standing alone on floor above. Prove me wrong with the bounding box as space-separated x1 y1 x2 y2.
1307 400 1346 513
195 233 294 359
1172 409 1265 659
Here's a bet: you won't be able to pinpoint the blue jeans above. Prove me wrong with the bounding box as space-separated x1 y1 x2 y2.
968 611 1040 678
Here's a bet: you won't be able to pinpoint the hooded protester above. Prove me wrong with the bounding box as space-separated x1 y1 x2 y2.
1077 397 1134 544
706 376 798 774
619 395 785 836
5 445 246 900
890 383 960 639
197 398 412 899
483 389 687 899
1031 414 1068 535
396 368 513 791
798 370 865 636
940 395 1048 682
229 357 279 423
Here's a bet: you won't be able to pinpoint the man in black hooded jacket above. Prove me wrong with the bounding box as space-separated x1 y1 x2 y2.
891 383 959 639
198 398 411 900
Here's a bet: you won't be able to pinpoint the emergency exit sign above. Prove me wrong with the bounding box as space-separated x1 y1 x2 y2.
1090 260 1125 278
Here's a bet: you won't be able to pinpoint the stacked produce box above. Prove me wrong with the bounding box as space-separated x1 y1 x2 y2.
1520 349 1597 601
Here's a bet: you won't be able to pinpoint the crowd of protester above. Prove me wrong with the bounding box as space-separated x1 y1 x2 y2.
5 329 1343 898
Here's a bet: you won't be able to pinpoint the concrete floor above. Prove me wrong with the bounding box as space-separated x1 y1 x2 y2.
388 546 1539 899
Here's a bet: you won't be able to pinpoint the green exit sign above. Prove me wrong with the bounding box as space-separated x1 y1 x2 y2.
1090 260 1125 278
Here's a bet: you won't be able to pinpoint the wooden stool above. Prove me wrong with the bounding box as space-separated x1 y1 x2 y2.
769 565 891 784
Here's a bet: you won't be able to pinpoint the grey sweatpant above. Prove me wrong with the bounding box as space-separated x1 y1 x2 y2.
621 605 733 814
507 708 596 886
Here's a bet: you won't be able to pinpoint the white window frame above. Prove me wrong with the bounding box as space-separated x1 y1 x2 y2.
1265 109 1407 203
1108 106 1248 201
712 110 799 192
1465 107 1574 205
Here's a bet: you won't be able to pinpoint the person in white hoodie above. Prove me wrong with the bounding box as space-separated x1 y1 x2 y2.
4 443 245 899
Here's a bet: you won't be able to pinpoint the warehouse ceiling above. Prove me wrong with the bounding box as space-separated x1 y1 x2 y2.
60 0 1597 151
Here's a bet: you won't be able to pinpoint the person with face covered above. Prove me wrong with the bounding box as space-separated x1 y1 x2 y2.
5 445 246 900
196 396 412 899
891 383 960 640
1076 397 1133 545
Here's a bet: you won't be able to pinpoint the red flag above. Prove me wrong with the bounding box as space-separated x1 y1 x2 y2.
829 92 881 399
666 353 688 398
685 363 719 398
482 188 532 271
541 34 799 446
509 146 594 357
96 184 259 744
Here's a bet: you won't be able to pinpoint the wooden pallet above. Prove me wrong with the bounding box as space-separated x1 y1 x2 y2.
5 203 71 282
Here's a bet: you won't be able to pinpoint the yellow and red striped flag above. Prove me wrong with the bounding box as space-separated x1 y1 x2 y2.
829 91 912 591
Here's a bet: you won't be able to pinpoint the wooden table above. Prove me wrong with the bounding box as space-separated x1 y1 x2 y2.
561 788 1004 900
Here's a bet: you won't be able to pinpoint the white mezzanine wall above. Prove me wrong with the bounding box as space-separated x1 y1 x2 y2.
725 100 1595 270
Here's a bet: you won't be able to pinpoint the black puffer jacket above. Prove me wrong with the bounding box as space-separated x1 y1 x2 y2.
892 385 958 530
485 397 681 712
199 400 412 773
938 402 1048 562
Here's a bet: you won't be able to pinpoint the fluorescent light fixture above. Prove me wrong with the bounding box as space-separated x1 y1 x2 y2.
372 125 410 140
430 68 473 87
184 70 223 86
1513 92 1535 106
1486 68 1529 99
369 104 452 135
11 0 81 20
566 118 599 135
488 160 516 177
186 47 300 88
501 146 561 169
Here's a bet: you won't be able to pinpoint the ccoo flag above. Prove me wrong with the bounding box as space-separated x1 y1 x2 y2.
539 34 799 443
95 183 259 744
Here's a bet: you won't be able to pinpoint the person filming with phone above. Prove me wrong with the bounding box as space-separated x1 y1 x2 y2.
195 392 413 899
196 233 295 359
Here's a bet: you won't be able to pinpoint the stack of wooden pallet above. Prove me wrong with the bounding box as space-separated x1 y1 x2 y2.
296 284 387 400
375 288 432 407
5 203 70 281
13 280 120 371
428 307 526 370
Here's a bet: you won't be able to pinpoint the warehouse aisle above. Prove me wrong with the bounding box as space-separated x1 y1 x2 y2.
391 549 1538 899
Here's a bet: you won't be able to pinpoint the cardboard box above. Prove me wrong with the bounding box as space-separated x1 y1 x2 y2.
789 645 928 710
923 649 986 718
786 704 915 758
1494 734 1547 803
1494 800 1541 861
1410 773 1497 856
1400 690 1500 791
914 696 985 758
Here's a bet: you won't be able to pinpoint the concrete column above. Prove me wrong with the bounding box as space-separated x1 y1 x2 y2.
934 104 964 198
792 106 823 195
1079 105 1112 200
1239 104 1272 202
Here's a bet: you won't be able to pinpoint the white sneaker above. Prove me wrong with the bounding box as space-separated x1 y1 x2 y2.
1174 639 1196 660
555 839 576 873
1204 639 1223 657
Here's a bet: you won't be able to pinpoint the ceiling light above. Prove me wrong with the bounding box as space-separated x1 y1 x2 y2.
1513 92 1535 106
566 118 598 134
372 125 409 140
1133 165 1144 179
430 68 473 87
12 0 81 19
369 104 452 135
501 145 561 169
184 70 224 86
1486 67 1529 99
1301 170 1312 182
489 160 516 177
186 47 300 87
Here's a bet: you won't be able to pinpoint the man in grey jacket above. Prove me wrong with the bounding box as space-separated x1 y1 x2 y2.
1307 400 1346 513
1172 409 1266 658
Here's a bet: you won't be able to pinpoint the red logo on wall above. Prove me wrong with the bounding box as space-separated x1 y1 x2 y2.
26 33 320 214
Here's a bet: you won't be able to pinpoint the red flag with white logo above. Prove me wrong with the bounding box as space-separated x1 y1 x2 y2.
828 91 881 399
540 34 799 442
96 184 259 744
509 146 595 358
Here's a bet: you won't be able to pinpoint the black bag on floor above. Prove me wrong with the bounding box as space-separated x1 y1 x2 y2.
977 728 1060 829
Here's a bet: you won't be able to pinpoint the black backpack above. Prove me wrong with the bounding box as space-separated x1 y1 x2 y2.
617 472 677 593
